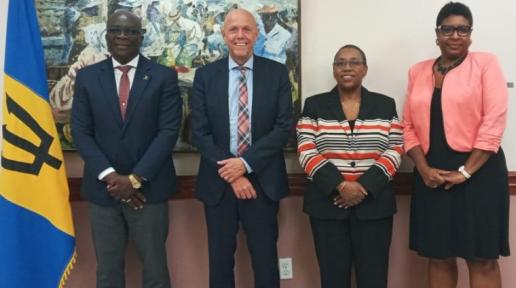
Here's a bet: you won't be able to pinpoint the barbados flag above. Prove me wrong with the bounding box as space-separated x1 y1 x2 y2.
0 0 76 287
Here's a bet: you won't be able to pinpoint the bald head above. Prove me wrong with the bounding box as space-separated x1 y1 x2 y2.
222 8 257 32
107 10 142 30
222 8 258 65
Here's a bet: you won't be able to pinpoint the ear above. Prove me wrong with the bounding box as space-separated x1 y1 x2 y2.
435 28 440 40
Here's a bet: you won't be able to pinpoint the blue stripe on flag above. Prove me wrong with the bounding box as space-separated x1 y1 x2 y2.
1 0 76 287
4 0 49 100
0 195 76 287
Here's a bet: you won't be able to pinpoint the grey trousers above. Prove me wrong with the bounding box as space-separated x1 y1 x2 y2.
89 202 171 288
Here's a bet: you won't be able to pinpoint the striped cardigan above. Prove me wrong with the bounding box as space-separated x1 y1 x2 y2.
296 87 404 219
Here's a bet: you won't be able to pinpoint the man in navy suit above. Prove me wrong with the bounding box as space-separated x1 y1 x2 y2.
71 10 181 288
191 8 293 288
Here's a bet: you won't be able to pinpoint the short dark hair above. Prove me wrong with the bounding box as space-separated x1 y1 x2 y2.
336 44 367 66
436 2 473 27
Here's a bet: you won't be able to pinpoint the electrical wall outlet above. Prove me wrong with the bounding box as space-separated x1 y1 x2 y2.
279 257 293 279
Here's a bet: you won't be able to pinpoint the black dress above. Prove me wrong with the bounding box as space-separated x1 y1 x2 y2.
409 88 510 259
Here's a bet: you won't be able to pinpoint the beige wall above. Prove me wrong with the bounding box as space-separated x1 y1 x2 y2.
65 196 516 288
65 197 318 288
301 0 516 170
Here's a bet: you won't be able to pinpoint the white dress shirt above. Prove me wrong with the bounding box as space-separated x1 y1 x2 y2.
97 55 140 180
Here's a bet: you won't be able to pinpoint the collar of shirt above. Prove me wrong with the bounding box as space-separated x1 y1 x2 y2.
112 55 140 94
112 54 140 70
228 55 254 71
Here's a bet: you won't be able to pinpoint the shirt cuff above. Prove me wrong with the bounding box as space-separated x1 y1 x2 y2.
98 167 115 181
240 157 253 173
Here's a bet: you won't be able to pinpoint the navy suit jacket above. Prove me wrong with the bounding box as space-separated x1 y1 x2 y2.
191 56 294 205
71 56 182 206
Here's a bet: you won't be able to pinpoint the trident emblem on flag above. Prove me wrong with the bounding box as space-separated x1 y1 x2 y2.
1 94 62 175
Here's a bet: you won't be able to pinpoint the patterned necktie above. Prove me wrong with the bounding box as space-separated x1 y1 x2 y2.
237 66 250 156
117 65 131 119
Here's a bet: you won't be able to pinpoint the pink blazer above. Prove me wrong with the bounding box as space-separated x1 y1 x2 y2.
403 52 508 154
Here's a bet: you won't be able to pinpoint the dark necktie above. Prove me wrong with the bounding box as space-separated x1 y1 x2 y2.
117 65 131 119
237 66 250 156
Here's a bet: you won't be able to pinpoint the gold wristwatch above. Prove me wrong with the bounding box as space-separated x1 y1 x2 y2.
128 174 142 189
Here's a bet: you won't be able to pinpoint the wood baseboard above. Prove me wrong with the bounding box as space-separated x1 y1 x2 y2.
68 172 516 201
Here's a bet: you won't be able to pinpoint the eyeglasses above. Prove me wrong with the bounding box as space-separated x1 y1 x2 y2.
107 27 142 36
333 60 364 69
436 25 472 37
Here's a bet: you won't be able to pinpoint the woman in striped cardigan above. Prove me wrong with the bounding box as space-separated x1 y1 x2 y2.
296 45 403 288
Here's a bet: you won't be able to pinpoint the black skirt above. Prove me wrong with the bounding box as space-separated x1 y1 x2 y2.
409 88 510 259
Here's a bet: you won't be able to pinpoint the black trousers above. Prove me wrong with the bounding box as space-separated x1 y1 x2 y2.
310 213 393 288
204 184 280 288
89 202 170 288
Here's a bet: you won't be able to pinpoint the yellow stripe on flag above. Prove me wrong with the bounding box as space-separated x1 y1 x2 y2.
0 74 74 236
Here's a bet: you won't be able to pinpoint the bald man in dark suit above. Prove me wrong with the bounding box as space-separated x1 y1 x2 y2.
191 8 293 288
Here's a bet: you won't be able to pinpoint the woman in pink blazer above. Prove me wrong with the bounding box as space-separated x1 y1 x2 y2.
403 2 509 288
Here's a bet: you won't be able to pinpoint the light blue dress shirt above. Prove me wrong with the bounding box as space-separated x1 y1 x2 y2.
228 56 253 172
